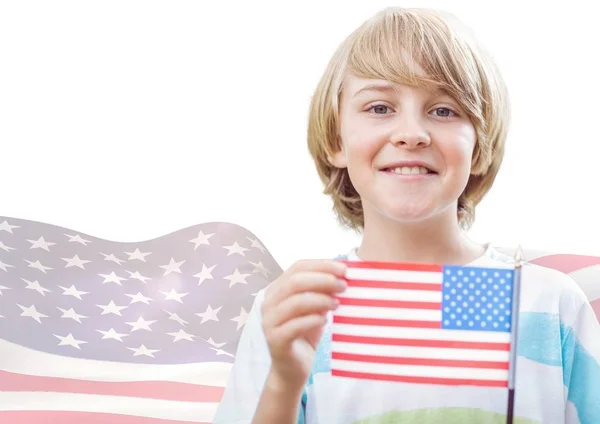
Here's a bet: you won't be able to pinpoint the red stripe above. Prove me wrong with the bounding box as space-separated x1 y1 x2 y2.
331 369 508 387
332 334 510 351
0 411 206 424
340 260 443 273
333 315 441 329
529 253 600 274
331 352 509 370
0 370 224 403
338 297 440 310
346 279 442 291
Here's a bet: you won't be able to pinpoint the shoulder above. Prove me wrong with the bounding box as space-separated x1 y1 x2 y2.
483 245 590 317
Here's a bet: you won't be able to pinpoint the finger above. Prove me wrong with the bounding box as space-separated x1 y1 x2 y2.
265 271 347 308
264 292 338 329
268 313 328 350
282 259 347 283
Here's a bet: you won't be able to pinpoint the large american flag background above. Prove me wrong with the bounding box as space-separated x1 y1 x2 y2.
0 216 282 424
1 216 599 423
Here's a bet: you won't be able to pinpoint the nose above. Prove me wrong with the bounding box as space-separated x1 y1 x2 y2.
390 115 431 149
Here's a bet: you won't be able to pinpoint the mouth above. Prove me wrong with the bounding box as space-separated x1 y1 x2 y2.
380 165 437 176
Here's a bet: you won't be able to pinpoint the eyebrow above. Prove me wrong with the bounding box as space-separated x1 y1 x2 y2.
352 83 397 98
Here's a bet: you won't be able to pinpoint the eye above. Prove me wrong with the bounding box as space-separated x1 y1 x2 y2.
431 107 456 118
368 104 392 114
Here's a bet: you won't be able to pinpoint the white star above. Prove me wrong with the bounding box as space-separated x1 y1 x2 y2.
231 306 249 331
126 316 157 332
224 268 251 288
0 285 11 295
249 261 272 278
0 220 20 233
165 310 188 326
22 278 51 296
210 347 234 358
65 233 91 246
0 241 15 252
127 270 151 284
125 248 151 262
98 271 127 286
97 301 128 316
194 264 216 285
54 333 87 350
125 292 153 305
57 307 88 323
203 337 226 348
100 253 126 265
223 242 248 257
196 305 221 324
168 329 195 342
58 285 88 300
247 237 266 253
159 258 185 275
62 254 91 269
18 304 48 323
160 288 188 303
189 230 214 250
0 259 14 272
128 344 159 357
25 259 53 274
27 236 56 251
97 328 128 342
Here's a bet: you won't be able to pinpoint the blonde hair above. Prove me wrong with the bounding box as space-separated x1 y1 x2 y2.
307 7 510 231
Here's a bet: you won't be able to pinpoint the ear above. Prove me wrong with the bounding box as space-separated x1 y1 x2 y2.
328 140 347 169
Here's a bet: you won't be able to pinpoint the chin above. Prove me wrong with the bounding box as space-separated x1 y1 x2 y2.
378 203 439 224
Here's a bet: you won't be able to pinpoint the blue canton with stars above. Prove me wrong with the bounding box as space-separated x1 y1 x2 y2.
441 266 515 333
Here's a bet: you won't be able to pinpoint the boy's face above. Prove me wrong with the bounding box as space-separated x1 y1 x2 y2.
330 73 476 226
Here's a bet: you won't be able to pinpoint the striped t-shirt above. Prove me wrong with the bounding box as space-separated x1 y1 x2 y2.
213 245 600 424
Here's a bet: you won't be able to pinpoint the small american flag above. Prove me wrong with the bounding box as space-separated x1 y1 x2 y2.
331 260 516 388
0 217 281 424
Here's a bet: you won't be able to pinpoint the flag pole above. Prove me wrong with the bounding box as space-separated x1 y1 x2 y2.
506 245 524 424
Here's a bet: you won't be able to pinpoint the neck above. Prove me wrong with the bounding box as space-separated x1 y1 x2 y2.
357 207 485 265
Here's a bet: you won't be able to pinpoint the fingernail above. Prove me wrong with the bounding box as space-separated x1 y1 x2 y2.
332 298 340 309
336 278 347 291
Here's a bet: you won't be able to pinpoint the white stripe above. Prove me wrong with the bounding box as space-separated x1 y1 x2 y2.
0 392 216 421
332 323 511 343
341 286 441 302
346 268 442 283
332 341 510 362
0 338 231 386
336 305 441 321
331 359 508 381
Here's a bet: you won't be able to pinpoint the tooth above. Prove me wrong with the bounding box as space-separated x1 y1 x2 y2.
393 167 402 174
401 167 411 175
420 167 428 174
411 167 420 175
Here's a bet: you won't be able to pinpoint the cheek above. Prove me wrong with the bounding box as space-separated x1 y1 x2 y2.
341 121 384 162
444 125 477 171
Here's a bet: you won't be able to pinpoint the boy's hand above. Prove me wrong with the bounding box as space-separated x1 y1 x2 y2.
261 259 347 393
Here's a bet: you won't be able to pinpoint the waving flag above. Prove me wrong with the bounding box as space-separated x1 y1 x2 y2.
331 260 517 387
0 217 280 424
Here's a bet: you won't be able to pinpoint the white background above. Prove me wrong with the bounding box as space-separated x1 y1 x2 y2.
1 0 599 270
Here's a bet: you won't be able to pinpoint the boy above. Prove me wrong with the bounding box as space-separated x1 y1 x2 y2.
213 7 600 424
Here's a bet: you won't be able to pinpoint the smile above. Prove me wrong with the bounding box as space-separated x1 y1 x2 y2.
381 166 436 175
